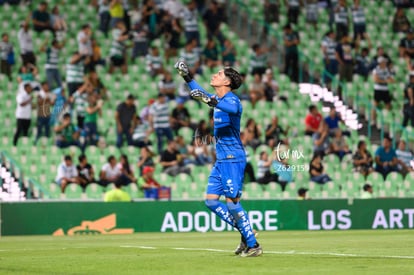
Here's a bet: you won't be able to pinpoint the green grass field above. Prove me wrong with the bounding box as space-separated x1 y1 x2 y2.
1 230 414 274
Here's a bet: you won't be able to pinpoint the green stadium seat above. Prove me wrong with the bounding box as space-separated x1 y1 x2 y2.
243 182 263 199
64 184 84 199
85 183 104 200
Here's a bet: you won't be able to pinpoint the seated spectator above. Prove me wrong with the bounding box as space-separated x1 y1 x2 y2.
55 155 80 192
309 152 332 184
221 39 237 67
171 98 192 135
265 116 289 148
158 71 177 100
361 183 373 199
375 136 399 179
396 140 414 175
312 121 331 157
54 113 82 149
104 182 132 202
249 73 265 103
256 151 277 185
138 166 162 199
190 140 213 166
203 38 221 70
244 118 262 150
137 146 155 176
399 28 414 59
249 43 268 76
305 105 323 136
77 154 95 187
146 46 164 78
132 115 152 148
271 145 293 191
353 140 374 176
392 8 411 33
160 140 192 177
263 69 284 103
175 135 196 166
330 129 351 160
32 1 54 34
99 155 130 187
118 154 137 184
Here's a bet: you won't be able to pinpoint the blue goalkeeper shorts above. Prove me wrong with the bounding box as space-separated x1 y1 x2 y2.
207 161 246 199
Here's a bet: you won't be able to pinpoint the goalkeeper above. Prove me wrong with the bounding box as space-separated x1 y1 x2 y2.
174 61 262 257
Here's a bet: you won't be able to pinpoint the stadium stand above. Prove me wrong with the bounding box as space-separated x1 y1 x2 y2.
0 0 413 202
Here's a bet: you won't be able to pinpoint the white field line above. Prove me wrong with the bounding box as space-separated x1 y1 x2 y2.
120 245 156 249
121 246 414 260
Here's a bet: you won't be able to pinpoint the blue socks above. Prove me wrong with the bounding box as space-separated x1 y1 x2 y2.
205 199 257 248
205 199 236 227
227 201 257 248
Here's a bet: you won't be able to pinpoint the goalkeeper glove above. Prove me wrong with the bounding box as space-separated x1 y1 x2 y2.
190 89 218 107
174 60 193 82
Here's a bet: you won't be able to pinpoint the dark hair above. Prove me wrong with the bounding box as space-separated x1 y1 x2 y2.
284 23 291 30
63 113 71 119
252 44 260 51
64 155 72 161
107 155 115 163
357 140 366 149
308 105 316 112
23 83 32 90
224 67 242 90
311 152 324 161
78 154 86 162
384 135 392 142
121 154 131 174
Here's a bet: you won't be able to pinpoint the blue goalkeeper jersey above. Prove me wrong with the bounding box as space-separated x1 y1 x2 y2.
188 80 246 162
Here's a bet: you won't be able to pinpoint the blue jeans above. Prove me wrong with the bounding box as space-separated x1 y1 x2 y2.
36 116 51 142
46 68 62 90
56 140 83 152
116 128 133 148
155 127 173 154
84 122 98 146
311 174 332 184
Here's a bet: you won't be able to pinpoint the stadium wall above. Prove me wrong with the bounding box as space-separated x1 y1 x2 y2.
1 199 414 236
